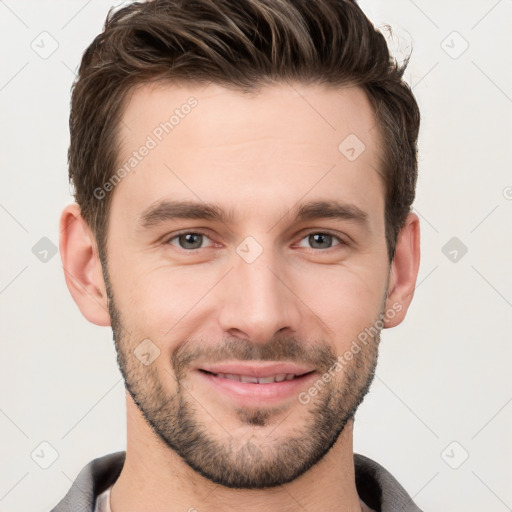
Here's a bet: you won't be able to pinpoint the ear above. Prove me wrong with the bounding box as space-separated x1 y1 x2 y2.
383 212 420 328
59 203 111 326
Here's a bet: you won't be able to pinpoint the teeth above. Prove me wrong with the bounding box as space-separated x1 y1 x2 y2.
258 376 277 384
240 375 258 383
213 372 298 383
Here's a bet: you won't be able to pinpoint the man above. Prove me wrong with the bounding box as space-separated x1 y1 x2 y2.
53 0 422 510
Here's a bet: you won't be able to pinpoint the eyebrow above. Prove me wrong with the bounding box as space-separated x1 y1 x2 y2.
137 199 369 230
138 200 235 228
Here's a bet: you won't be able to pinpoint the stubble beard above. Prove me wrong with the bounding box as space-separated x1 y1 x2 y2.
104 268 382 489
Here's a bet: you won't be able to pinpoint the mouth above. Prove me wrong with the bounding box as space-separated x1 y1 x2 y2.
194 362 317 404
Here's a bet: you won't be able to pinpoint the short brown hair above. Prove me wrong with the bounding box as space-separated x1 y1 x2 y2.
68 0 420 263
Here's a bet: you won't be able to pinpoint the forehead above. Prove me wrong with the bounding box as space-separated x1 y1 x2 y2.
118 81 382 157
111 81 385 227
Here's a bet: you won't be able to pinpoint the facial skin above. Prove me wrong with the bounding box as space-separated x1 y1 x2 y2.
60 82 420 512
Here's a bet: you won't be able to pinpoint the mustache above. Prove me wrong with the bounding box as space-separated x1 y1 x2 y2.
172 335 338 379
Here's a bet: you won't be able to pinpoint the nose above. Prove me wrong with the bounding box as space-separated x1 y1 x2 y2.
216 247 302 344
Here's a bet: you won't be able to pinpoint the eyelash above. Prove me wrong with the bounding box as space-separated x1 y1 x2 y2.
164 229 348 252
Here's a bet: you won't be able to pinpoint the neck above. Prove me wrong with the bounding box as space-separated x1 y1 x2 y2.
110 393 364 512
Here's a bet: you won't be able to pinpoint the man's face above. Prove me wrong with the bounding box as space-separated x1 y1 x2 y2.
103 82 390 488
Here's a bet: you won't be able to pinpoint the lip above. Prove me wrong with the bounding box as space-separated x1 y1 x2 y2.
194 362 317 405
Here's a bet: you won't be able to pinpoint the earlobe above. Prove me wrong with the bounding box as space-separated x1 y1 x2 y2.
59 203 111 327
384 212 421 328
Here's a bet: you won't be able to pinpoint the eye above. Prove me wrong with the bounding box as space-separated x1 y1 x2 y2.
165 231 216 250
297 232 345 250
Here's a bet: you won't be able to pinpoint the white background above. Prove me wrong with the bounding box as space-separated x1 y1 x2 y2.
0 1 511 511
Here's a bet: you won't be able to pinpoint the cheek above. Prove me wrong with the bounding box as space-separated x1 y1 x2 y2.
112 264 217 335
295 264 386 345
